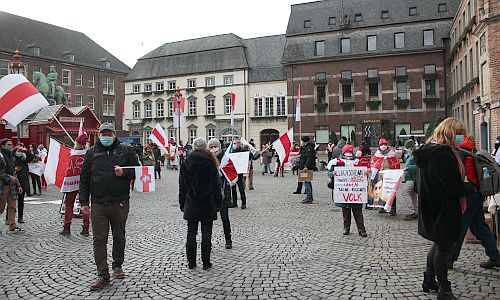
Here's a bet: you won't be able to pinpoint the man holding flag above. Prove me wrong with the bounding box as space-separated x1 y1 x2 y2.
79 123 139 291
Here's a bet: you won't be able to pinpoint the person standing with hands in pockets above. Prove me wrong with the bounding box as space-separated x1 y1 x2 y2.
79 123 139 291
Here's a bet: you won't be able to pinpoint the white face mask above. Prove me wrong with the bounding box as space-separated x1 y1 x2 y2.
380 145 388 151
344 153 354 159
209 147 220 154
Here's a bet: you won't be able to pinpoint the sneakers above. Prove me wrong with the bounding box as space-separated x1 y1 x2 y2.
480 258 500 269
90 277 110 291
359 231 368 237
241 204 247 209
113 267 125 279
7 227 25 234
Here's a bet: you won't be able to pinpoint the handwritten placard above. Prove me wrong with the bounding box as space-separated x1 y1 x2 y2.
333 167 368 204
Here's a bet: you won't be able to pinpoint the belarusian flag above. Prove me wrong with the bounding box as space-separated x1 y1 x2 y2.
44 138 72 189
134 166 156 192
272 128 294 164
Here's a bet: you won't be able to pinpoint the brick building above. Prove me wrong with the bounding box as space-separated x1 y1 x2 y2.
449 0 500 151
282 0 459 147
0 11 130 135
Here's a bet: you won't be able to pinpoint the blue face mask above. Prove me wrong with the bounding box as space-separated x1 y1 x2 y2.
99 136 114 147
456 135 464 146
15 152 23 157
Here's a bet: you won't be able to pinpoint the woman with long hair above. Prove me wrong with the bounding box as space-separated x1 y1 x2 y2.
28 143 42 196
413 118 467 300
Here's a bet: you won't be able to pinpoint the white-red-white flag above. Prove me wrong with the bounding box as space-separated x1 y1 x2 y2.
173 97 185 129
121 101 127 131
272 128 294 164
149 123 168 152
295 84 301 122
134 166 156 192
230 93 236 126
44 138 72 189
78 119 86 136
0 74 50 126
220 155 238 186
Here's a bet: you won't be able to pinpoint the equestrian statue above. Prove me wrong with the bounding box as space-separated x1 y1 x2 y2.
32 65 67 105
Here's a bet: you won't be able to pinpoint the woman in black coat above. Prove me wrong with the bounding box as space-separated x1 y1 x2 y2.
12 145 33 223
413 118 467 300
179 137 222 270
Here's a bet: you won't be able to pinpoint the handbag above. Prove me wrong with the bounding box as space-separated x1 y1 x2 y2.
327 178 334 189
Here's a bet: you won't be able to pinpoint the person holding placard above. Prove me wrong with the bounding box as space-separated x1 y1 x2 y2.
327 144 367 237
299 136 316 204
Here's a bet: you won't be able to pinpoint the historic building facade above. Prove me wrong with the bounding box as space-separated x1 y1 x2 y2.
282 0 459 146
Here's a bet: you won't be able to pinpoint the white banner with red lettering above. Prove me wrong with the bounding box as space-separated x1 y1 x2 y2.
44 138 71 189
60 149 87 193
333 167 368 204
134 166 156 192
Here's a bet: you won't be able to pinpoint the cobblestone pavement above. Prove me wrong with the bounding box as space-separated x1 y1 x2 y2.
0 168 499 300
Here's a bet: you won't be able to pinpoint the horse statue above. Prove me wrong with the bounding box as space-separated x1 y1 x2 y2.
32 65 67 105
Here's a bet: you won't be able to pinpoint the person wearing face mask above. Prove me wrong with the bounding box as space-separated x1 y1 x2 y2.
0 138 24 233
28 143 42 196
327 144 368 237
208 138 233 249
79 123 139 291
10 145 33 224
38 144 48 190
230 138 247 209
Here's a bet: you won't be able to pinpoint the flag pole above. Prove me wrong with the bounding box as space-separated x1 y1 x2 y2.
49 107 75 145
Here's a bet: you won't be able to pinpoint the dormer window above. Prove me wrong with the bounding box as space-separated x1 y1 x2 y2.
409 7 417 16
328 17 336 25
304 20 311 28
66 54 74 62
105 61 110 68
381 10 390 19
33 47 40 56
438 3 447 13
354 14 362 22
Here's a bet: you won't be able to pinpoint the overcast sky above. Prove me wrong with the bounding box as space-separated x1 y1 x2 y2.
2 0 307 68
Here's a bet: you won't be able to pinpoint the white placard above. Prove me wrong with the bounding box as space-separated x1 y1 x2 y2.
333 167 368 204
227 152 250 174
28 162 45 177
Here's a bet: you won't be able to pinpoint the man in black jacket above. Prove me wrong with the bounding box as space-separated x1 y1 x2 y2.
0 138 23 233
79 123 139 291
299 136 316 204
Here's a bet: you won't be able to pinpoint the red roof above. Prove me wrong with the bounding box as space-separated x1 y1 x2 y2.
46 126 98 134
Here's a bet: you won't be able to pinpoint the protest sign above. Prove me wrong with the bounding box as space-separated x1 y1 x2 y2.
333 167 368 204
28 161 45 177
298 170 313 182
227 152 250 174
366 169 404 209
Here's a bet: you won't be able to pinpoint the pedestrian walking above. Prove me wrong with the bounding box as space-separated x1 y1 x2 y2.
402 144 418 221
60 134 90 237
231 139 247 209
28 143 42 196
79 123 139 291
169 140 180 170
142 145 156 167
299 136 315 204
179 137 222 270
261 143 273 175
152 144 162 179
0 138 24 233
413 117 467 300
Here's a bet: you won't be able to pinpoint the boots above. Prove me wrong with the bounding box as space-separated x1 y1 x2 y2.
186 242 197 269
60 226 70 236
422 272 439 293
201 242 212 270
225 235 233 249
80 226 89 237
437 281 457 300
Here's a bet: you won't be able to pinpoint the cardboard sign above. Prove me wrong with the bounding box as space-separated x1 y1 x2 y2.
298 170 314 182
333 167 368 204
227 152 250 174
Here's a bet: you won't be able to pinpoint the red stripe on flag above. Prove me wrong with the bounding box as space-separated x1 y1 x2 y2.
152 129 166 147
279 133 292 164
55 146 71 188
141 166 151 192
0 82 40 117
231 93 236 109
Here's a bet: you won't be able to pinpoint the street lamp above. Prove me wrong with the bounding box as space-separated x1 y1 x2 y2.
9 49 26 145
174 87 183 144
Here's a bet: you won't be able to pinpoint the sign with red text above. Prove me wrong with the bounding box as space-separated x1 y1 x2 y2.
333 167 368 204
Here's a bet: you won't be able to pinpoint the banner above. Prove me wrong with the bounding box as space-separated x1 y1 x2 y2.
60 149 87 193
333 167 368 204
28 161 45 177
227 152 250 174
367 169 404 209
44 138 71 189
134 166 156 192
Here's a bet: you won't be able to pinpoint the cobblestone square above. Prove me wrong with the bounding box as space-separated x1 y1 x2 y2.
0 170 499 299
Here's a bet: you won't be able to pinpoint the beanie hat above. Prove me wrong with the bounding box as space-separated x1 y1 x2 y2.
207 138 221 149
342 144 355 155
193 137 207 151
75 134 88 146
378 138 389 146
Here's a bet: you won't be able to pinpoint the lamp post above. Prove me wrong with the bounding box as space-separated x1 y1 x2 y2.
174 87 183 144
9 49 26 145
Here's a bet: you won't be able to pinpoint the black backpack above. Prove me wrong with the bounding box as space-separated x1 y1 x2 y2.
460 149 500 197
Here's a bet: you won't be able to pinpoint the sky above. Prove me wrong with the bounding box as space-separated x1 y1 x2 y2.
1 0 307 68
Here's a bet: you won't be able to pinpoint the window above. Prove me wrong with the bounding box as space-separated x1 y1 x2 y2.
133 102 140 119
89 75 95 88
144 83 152 92
317 86 326 103
74 94 83 107
329 17 336 25
341 70 352 80
103 98 114 116
189 128 197 144
145 102 152 118
156 82 164 91
396 82 407 100
62 69 71 85
369 82 379 99
460 61 464 88
66 54 74 62
480 34 486 55
481 62 489 96
168 81 176 90
76 73 83 86
133 84 140 93
381 10 389 19
156 101 164 118
464 54 469 83
87 96 95 110
64 93 71 105
277 96 286 116
341 125 356 144
341 85 351 102
33 47 40 56
188 79 196 88
32 66 42 78
304 20 311 28
188 98 197 116
167 101 174 117
168 129 176 141
367 35 377 51
467 1 472 20
223 75 233 86
425 80 436 98
423 30 434 46
0 60 9 78
409 7 417 16
315 41 325 56
265 97 274 116
224 95 233 114
205 76 215 87
206 96 215 115
254 98 263 117
354 14 362 22
395 32 405 49
315 72 326 81
103 78 115 95
207 127 216 141
396 66 407 76
395 124 411 138
469 49 474 79
340 38 350 53
438 3 447 12
424 65 436 74
368 68 379 78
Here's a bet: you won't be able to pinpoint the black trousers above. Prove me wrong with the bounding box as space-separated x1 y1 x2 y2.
220 203 232 243
186 220 213 264
31 174 41 195
426 242 453 286
295 181 303 192
231 175 246 206
342 207 366 232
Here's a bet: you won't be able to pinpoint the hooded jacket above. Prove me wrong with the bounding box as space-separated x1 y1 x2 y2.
332 139 347 159
179 151 222 221
413 143 467 243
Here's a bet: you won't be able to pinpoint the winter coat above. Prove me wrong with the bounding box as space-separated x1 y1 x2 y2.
142 150 156 166
0 148 20 201
299 142 316 170
413 143 467 243
179 151 222 221
216 151 232 205
403 154 417 182
79 138 139 206
262 148 272 164
327 156 363 209
152 147 162 170
458 136 480 188
332 139 347 159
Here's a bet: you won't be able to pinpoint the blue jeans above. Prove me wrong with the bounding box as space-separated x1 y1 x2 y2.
304 181 313 201
449 191 500 262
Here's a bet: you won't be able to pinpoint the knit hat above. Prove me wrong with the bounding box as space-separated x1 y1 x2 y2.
378 138 389 146
342 144 355 155
207 138 221 148
193 137 207 151
75 134 88 145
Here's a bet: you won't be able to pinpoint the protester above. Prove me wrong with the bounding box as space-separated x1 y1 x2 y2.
261 143 273 175
231 139 247 209
28 143 42 196
38 144 48 190
326 141 335 162
299 136 315 204
274 152 284 177
11 145 32 224
413 117 467 299
332 136 347 159
60 134 90 237
79 123 139 291
293 142 306 194
327 144 368 237
178 141 185 167
179 137 222 270
169 140 180 170
448 134 500 270
357 141 371 157
142 145 155 167
402 142 418 221
152 144 162 179
246 140 259 190
208 138 233 249
0 138 24 233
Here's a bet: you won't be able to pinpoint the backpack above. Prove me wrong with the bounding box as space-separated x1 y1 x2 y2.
475 150 500 197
